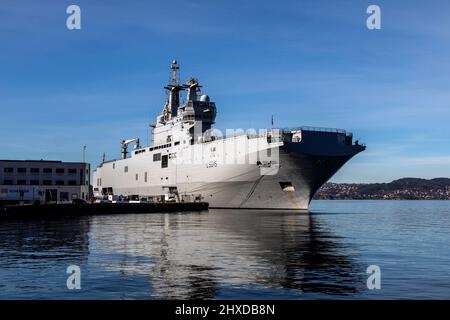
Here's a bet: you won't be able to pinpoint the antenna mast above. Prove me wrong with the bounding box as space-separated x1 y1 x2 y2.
164 60 184 118
171 60 179 85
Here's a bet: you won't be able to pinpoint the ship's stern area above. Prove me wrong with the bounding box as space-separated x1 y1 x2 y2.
237 128 365 210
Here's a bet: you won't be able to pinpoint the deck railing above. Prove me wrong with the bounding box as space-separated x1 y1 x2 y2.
280 126 347 134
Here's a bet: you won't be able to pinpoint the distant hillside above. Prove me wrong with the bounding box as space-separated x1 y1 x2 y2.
314 178 450 200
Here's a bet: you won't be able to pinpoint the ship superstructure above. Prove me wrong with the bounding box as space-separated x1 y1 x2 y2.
93 61 365 209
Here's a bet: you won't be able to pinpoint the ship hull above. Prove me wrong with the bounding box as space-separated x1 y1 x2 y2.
179 146 361 210
93 129 364 210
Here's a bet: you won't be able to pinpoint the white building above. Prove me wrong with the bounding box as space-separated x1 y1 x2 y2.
0 160 90 204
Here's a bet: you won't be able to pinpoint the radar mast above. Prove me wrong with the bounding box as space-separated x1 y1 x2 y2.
163 59 184 119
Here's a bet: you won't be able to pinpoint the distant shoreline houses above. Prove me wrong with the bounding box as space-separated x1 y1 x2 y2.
314 178 450 200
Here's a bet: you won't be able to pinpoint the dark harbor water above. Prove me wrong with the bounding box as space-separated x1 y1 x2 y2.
0 200 449 299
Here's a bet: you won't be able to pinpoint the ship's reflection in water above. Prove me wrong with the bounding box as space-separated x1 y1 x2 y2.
0 210 364 299
88 210 364 299
3 202 449 299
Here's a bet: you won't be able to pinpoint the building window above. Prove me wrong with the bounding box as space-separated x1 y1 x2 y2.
4 168 13 173
45 189 57 202
17 180 27 185
68 180 77 186
56 168 64 174
161 155 168 168
3 180 13 185
68 168 77 174
43 180 52 185
124 166 128 173
153 153 161 162
30 180 39 185
17 168 27 173
43 168 52 174
112 163 115 169
144 172 148 183
55 180 65 185
135 174 138 181
60 192 69 202
30 168 39 174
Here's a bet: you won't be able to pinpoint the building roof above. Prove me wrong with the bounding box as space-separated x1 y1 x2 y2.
0 160 87 164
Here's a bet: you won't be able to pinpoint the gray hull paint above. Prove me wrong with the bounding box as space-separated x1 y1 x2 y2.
96 130 364 211
185 135 364 210
200 153 358 210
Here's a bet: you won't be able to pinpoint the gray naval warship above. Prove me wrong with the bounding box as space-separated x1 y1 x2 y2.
93 61 365 210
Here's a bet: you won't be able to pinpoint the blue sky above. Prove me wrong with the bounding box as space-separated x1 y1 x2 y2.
0 0 449 183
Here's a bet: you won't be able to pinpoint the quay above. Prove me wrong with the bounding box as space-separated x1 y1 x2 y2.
0 202 209 220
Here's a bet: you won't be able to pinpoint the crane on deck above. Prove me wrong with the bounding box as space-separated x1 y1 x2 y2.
121 138 140 159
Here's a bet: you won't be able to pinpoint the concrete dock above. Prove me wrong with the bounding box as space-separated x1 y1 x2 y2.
0 202 209 219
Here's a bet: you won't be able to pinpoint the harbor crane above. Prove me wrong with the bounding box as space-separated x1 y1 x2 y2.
121 138 140 159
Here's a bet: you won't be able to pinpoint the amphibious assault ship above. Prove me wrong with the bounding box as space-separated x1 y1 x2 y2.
93 61 365 209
